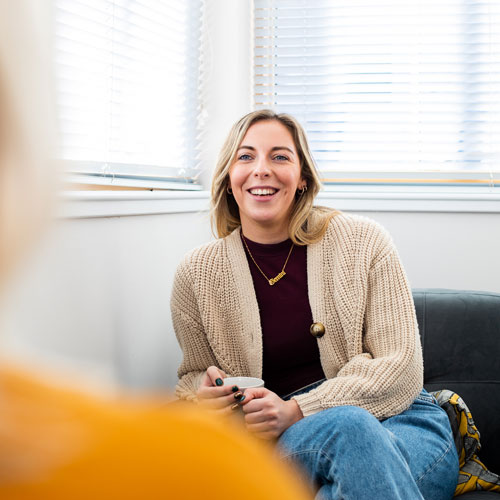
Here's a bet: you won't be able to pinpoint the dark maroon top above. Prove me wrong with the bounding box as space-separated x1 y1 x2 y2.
241 234 325 397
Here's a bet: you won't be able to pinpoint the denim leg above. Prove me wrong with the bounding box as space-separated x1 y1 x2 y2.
380 391 459 500
277 391 458 500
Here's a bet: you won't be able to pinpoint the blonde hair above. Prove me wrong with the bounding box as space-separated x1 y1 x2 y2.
0 2 56 290
210 110 337 245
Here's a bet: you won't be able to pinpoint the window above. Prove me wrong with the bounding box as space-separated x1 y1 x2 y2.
54 0 203 190
254 0 500 189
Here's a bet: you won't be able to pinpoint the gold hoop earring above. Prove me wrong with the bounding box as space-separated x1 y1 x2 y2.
297 185 307 196
227 186 233 195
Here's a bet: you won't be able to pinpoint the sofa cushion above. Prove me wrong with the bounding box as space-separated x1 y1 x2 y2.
413 289 500 475
458 492 500 499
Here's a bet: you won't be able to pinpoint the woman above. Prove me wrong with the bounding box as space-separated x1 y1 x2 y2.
171 109 459 499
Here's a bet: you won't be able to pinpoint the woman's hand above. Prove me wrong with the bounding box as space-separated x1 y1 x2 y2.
239 388 304 439
196 366 243 414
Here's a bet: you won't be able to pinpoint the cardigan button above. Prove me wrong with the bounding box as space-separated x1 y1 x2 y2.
310 322 325 338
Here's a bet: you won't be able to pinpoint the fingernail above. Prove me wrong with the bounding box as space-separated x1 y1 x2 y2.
234 391 243 400
231 403 240 411
238 395 246 404
215 378 223 386
231 385 239 393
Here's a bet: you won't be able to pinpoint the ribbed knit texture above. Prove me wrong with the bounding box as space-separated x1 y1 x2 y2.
171 211 423 419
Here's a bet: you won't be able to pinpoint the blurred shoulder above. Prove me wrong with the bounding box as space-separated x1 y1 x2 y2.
0 365 311 500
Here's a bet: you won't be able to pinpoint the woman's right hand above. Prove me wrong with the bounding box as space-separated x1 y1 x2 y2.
196 366 243 414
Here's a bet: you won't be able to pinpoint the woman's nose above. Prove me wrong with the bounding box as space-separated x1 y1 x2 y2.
253 157 271 177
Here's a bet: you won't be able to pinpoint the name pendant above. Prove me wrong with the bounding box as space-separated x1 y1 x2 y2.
269 271 286 286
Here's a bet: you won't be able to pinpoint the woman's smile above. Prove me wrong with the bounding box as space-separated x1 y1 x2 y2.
248 186 278 195
247 185 279 199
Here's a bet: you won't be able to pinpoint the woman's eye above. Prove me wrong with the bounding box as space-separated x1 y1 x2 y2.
274 154 289 161
238 154 252 161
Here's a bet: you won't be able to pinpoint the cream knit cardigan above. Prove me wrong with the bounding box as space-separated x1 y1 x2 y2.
171 211 423 419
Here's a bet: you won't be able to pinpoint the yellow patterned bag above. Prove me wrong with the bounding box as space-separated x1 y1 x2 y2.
431 389 500 496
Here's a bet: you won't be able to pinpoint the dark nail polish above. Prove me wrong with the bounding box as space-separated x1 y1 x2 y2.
238 395 246 403
215 378 223 386
234 391 243 400
231 385 239 393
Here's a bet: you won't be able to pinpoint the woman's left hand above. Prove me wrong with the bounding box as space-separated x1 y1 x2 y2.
239 388 303 439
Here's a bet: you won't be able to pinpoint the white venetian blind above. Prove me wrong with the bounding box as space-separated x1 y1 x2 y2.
54 0 203 190
254 0 500 187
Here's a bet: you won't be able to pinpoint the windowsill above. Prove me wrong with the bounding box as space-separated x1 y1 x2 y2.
59 186 500 219
317 185 500 213
60 190 211 218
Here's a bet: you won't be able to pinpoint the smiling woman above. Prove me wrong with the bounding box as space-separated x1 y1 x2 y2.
172 109 461 500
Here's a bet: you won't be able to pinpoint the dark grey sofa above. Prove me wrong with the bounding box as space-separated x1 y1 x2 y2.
414 289 500 498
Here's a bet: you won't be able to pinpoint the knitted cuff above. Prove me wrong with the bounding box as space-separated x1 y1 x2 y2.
292 392 323 418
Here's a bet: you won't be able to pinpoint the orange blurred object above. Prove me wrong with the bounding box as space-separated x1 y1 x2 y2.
0 363 313 500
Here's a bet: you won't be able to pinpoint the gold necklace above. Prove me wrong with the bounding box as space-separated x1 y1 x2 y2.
242 235 295 286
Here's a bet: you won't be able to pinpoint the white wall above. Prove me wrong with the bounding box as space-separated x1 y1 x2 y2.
0 211 212 390
353 211 500 292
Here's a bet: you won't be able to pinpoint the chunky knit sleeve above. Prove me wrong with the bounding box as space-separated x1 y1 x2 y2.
170 256 218 401
294 218 423 419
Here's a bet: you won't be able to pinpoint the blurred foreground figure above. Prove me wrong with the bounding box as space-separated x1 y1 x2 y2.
0 2 312 498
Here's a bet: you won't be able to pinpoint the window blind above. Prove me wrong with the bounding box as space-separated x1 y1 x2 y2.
254 0 500 187
54 0 203 190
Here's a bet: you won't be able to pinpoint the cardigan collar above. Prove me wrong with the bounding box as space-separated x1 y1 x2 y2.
225 227 263 377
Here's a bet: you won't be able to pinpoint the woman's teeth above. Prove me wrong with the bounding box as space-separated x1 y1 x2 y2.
249 188 276 196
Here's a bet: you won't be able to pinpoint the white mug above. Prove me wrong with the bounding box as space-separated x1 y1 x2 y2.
223 376 264 391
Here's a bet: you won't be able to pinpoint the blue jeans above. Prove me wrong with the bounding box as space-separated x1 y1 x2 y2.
277 388 459 500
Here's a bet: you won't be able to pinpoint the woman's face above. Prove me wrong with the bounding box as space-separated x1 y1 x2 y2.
228 119 305 242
